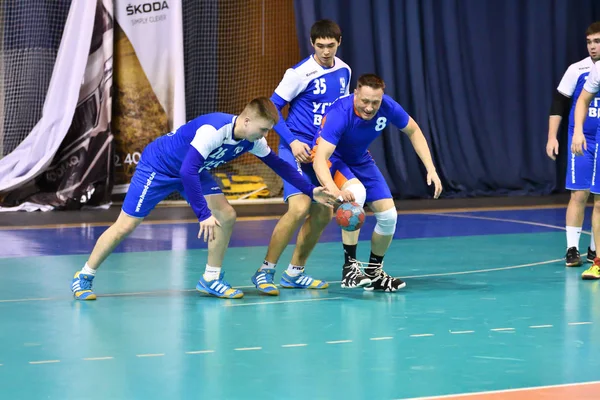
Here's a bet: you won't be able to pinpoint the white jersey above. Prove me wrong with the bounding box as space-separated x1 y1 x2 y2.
583 60 600 94
273 55 351 144
557 57 600 136
143 113 270 176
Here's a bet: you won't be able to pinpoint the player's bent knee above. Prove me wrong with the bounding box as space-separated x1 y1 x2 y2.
311 204 334 225
219 206 237 226
345 183 367 207
113 212 142 238
374 208 397 236
287 195 312 220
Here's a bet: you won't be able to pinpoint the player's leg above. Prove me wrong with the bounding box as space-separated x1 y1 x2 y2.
71 162 174 300
275 163 332 290
565 190 591 266
582 138 600 280
565 133 594 266
585 139 597 261
279 201 332 290
582 193 600 279
252 145 313 295
189 172 243 299
354 160 405 292
332 161 372 288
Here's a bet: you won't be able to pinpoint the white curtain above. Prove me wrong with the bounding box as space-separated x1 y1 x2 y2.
0 2 97 193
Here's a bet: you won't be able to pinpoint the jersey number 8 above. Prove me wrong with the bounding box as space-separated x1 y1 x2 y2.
375 117 387 131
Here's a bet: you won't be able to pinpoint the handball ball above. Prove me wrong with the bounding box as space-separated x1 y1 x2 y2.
336 202 365 231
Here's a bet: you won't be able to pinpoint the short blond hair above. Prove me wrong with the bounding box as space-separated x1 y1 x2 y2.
244 97 279 125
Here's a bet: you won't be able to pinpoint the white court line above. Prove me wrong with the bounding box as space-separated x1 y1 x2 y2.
410 334 434 337
569 321 593 326
370 337 394 341
136 353 164 358
83 357 113 361
473 356 524 362
529 325 553 329
234 347 262 351
281 344 308 348
398 379 600 400
450 330 474 334
0 257 564 304
428 212 581 233
224 297 343 307
185 350 214 354
399 258 562 280
29 360 60 365
490 328 515 332
326 340 352 344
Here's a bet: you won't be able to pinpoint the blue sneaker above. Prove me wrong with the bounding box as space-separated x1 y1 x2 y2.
196 272 243 299
251 268 279 295
71 271 97 300
280 270 328 289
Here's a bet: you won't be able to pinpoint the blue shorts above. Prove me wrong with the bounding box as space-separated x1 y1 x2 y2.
567 131 596 191
279 144 321 201
279 144 363 201
331 157 392 203
122 159 223 218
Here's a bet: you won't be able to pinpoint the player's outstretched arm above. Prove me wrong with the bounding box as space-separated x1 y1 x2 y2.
257 151 337 207
400 118 443 199
180 149 220 242
572 89 595 156
313 139 340 195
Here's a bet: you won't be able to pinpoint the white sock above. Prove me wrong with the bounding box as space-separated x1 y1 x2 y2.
81 263 96 276
260 260 276 271
591 230 596 251
286 264 304 277
203 265 221 281
566 226 582 249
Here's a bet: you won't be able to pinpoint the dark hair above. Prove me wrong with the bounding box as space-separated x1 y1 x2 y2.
245 97 279 124
310 19 342 43
586 22 600 36
357 74 385 90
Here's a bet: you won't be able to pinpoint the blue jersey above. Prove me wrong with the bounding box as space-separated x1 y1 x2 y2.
557 57 600 137
141 112 270 176
134 112 315 222
315 94 410 165
272 55 351 145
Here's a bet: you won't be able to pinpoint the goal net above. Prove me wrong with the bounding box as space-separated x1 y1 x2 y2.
0 0 301 206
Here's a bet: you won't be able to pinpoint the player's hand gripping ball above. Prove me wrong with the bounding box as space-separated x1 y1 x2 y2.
336 202 365 231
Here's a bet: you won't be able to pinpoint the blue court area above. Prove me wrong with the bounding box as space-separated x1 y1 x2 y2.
1 206 600 399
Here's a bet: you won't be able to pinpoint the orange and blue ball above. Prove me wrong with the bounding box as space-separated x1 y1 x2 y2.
336 202 365 231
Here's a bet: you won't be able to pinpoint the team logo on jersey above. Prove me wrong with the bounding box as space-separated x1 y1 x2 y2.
339 77 346 94
233 146 245 155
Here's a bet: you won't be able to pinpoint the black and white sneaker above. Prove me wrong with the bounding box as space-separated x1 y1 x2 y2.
341 262 372 288
364 266 406 292
565 246 583 267
587 247 596 263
